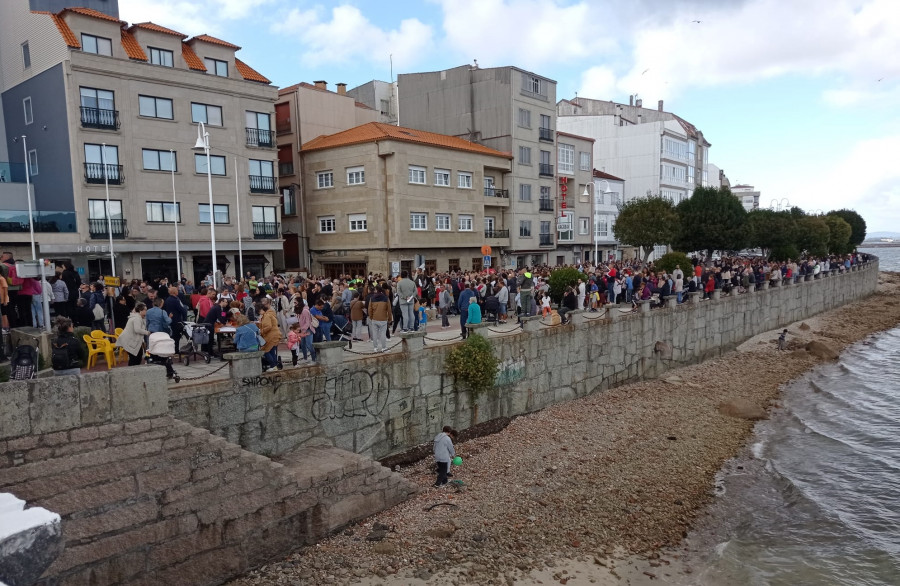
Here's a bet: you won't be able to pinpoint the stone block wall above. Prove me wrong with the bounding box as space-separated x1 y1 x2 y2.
168 262 879 461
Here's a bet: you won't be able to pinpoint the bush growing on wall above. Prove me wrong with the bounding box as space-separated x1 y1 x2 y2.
654 252 692 276
547 267 582 304
445 334 499 407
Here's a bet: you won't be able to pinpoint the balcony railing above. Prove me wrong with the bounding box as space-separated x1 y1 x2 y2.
539 233 554 246
484 229 509 239
276 119 292 135
538 198 554 212
483 187 509 198
80 106 120 130
0 161 27 183
246 128 276 148
249 175 277 194
0 210 77 233
279 162 294 176
88 218 127 239
252 221 280 239
539 163 554 177
539 127 553 142
84 163 124 185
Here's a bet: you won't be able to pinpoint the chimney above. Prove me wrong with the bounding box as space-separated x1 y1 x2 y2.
637 113 642 124
313 80 327 90
336 83 347 96
635 98 642 108
629 95 634 106
658 100 664 112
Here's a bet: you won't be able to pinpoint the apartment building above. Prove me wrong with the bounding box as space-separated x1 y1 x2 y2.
553 131 595 265
732 184 761 211
346 80 398 125
299 122 512 277
275 80 377 270
0 0 278 284
398 64 559 269
591 169 626 263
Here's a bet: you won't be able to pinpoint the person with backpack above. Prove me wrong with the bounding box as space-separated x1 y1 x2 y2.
51 316 85 376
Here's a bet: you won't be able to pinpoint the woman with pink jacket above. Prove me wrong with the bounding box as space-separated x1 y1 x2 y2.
296 299 315 362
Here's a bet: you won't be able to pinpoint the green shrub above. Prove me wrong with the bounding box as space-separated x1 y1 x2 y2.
654 251 692 276
445 334 500 405
770 244 800 262
547 267 582 304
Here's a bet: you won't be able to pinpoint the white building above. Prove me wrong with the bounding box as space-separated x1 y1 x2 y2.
732 184 760 211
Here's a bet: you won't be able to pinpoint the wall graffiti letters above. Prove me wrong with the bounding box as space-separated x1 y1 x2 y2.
311 370 391 421
241 375 283 395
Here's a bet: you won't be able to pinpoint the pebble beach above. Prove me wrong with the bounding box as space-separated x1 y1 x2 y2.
228 272 900 586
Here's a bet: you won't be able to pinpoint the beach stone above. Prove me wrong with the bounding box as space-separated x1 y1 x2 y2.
805 340 839 360
718 399 768 420
799 322 811 330
372 542 396 555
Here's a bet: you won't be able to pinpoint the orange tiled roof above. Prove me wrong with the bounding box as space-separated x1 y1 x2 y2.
129 22 187 38
33 11 81 48
593 169 625 182
235 58 271 84
191 34 240 50
60 6 123 23
120 29 148 61
181 42 207 71
302 122 513 159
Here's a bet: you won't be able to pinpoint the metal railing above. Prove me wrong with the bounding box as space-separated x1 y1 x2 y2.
276 120 292 135
88 217 127 239
539 233 554 246
484 187 509 198
252 221 280 239
246 128 276 148
484 229 509 239
84 163 123 185
539 127 553 142
80 106 120 130
0 210 77 233
249 175 277 194
538 198 554 212
539 163 554 177
279 162 294 176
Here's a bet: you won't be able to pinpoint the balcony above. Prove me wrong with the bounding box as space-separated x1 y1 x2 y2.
0 210 77 233
246 128 276 148
483 187 509 198
485 229 509 239
249 175 277 194
84 163 124 185
279 162 294 176
252 221 280 239
539 163 554 177
538 198 554 212
80 106 120 130
539 233 554 246
539 127 553 142
276 119 292 135
89 218 127 239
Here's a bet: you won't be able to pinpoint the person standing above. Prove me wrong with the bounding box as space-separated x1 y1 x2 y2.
258 298 282 371
163 286 187 353
396 270 417 332
433 425 456 488
51 275 69 319
517 269 535 320
368 284 392 353
495 278 509 324
457 283 476 339
116 302 150 366
439 280 452 329
60 262 81 315
576 277 586 311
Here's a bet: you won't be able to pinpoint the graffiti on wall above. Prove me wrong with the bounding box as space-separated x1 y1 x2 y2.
494 356 526 387
311 370 391 421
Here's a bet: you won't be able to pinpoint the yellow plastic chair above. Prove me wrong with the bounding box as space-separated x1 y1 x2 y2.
92 329 125 362
83 335 115 369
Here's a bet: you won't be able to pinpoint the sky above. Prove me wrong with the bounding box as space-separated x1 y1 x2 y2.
120 0 900 234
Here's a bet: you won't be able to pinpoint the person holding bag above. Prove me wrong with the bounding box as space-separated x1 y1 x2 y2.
116 302 150 365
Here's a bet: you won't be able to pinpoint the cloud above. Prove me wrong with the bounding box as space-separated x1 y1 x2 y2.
579 66 617 99
119 0 276 36
271 5 434 70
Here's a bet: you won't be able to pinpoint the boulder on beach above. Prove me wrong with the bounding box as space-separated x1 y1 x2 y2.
718 399 768 420
799 322 811 331
654 341 673 359
805 340 839 360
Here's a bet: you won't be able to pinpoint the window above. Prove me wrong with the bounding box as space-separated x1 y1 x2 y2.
409 165 426 184
89 199 122 220
245 111 272 146
523 75 543 95
410 212 427 230
436 214 451 231
448 259 460 272
199 204 229 224
142 149 176 171
81 34 112 56
458 172 472 189
319 216 336 233
579 217 590 235
84 143 118 164
540 221 551 235
688 166 695 185
661 189 685 203
434 168 450 186
80 87 114 111
596 217 609 238
191 103 223 126
484 216 495 232
519 183 532 201
149 47 173 67
540 185 552 202
27 150 38 176
281 186 296 216
317 171 333 189
458 214 473 231
139 95 173 119
663 137 687 161
347 166 365 185
540 114 551 130
518 146 531 165
380 99 390 115
204 57 228 77
580 151 591 172
688 140 696 163
559 211 574 242
518 108 531 128
660 163 686 183
519 220 532 238
146 202 181 223
558 143 575 174
23 97 33 125
349 213 367 232
249 159 273 177
22 42 31 69
194 153 226 175
252 205 277 223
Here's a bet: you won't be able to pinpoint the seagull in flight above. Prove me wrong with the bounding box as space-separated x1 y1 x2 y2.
642 68 650 75
692 20 702 23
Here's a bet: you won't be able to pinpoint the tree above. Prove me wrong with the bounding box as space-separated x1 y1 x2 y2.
612 195 679 263
674 186 749 257
827 209 867 248
547 267 581 304
823 215 852 255
746 209 796 259
653 251 692 275
794 216 830 258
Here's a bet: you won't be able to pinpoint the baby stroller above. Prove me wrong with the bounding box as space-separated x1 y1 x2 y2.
146 332 180 382
483 295 501 323
11 344 39 380
180 322 212 365
330 318 353 349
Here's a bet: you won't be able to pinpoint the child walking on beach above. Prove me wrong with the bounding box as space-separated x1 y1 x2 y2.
778 329 788 351
433 425 456 488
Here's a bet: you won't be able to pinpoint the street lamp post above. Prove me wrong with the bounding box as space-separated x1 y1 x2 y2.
170 149 181 281
234 157 243 280
193 122 218 288
20 136 36 260
100 143 116 277
583 179 612 266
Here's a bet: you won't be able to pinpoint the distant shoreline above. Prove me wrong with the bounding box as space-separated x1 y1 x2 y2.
861 242 900 247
